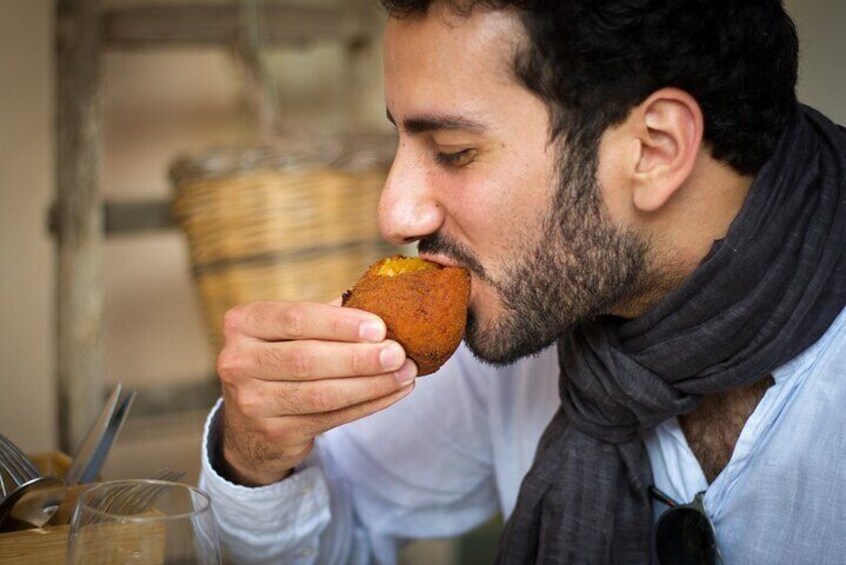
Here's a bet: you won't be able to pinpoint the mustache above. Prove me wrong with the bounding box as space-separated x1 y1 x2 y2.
417 234 487 280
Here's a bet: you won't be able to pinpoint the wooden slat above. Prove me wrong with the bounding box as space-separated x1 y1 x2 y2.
129 378 220 418
48 199 176 236
100 3 377 49
56 0 106 453
104 200 175 234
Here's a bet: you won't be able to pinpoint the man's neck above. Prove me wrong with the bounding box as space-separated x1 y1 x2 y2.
614 155 755 319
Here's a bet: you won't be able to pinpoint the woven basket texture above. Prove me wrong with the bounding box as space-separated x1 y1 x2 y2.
171 140 396 350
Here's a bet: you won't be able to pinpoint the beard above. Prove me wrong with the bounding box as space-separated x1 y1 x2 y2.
419 137 653 366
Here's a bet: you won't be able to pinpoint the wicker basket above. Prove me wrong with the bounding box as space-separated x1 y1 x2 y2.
171 137 397 351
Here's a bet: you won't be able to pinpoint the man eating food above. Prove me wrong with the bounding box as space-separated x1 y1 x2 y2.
200 1 846 563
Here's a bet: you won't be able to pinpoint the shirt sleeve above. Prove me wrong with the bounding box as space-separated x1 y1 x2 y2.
198 345 500 565
198 399 334 564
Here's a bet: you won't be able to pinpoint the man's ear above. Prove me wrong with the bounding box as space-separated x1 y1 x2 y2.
629 88 703 212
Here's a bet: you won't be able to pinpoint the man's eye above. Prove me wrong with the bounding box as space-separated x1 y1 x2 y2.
434 149 474 167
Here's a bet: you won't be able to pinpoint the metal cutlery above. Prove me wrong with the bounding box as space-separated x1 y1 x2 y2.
0 433 67 531
65 383 134 485
86 469 186 515
77 389 136 485
0 381 136 531
0 433 41 486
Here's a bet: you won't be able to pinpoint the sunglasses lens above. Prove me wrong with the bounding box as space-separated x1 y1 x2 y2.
656 508 717 565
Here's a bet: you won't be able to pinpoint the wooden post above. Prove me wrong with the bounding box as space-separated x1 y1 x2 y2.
343 0 384 133
234 0 281 138
56 0 105 453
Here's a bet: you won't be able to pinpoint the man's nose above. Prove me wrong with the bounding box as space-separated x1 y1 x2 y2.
378 148 443 246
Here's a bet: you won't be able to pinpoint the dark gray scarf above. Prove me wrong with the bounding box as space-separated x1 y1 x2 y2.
496 105 846 564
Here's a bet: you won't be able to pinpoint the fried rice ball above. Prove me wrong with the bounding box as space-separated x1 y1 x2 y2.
342 255 471 376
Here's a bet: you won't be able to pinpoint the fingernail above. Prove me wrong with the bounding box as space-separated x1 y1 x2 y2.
359 320 385 342
394 360 417 385
380 342 405 370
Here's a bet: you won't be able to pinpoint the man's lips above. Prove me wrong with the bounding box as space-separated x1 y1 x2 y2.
419 252 462 269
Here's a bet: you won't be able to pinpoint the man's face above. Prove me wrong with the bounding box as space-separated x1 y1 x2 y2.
381 6 650 365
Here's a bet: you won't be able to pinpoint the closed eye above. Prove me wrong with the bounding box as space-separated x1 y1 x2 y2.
434 149 474 167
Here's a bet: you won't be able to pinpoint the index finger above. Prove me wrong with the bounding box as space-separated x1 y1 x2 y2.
224 300 387 343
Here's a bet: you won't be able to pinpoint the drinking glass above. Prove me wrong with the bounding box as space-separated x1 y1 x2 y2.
66 479 220 564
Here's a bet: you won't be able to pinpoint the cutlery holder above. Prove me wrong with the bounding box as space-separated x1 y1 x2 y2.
0 452 109 564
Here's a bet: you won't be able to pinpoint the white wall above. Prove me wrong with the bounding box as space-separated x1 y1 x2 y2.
0 0 57 452
786 0 846 123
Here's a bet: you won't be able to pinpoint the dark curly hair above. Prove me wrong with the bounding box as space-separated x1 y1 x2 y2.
380 0 799 176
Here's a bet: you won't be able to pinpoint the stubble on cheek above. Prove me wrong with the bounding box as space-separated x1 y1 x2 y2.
462 145 653 365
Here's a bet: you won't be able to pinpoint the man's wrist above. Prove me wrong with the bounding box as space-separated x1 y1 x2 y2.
207 404 292 487
219 443 293 487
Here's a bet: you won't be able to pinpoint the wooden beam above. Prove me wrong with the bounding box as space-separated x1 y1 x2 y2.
130 378 220 419
100 3 378 49
104 200 175 234
49 199 176 236
56 0 106 452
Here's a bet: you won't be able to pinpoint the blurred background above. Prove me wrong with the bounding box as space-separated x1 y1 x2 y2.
0 0 844 562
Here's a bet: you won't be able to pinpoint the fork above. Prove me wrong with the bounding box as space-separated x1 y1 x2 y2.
0 433 67 530
86 469 185 515
0 433 41 489
110 470 185 515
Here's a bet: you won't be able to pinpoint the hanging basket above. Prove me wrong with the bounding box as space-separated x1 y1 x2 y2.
170 136 397 351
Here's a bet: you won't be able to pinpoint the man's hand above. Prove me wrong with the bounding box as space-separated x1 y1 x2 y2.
216 299 417 486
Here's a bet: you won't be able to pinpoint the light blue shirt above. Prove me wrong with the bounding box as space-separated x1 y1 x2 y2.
200 306 846 564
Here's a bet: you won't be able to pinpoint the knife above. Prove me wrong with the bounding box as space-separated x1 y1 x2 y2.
77 390 136 484
65 384 123 486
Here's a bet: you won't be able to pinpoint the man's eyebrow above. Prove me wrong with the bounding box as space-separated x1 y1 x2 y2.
385 110 486 134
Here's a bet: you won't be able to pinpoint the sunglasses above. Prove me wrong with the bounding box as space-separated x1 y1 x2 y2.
649 485 723 565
